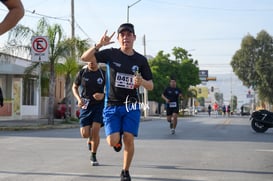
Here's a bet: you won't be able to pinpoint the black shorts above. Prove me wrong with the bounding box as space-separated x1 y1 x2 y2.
79 102 104 127
166 107 179 116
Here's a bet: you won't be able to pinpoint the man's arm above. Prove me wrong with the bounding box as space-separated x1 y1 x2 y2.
161 93 169 103
142 79 154 91
134 75 154 91
72 83 84 107
81 30 115 62
80 45 97 62
0 0 24 35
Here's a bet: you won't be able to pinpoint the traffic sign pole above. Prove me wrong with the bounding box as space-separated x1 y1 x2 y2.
31 36 49 119
31 36 49 62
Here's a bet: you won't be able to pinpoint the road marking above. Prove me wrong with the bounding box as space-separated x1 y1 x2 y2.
224 119 231 125
256 149 273 153
215 119 231 128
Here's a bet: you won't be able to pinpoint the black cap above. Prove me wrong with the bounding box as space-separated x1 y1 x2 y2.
117 23 135 34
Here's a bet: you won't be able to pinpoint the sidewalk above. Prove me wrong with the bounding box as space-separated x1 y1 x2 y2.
0 116 159 131
0 118 79 131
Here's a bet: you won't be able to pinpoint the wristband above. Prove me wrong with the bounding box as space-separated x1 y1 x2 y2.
94 44 99 52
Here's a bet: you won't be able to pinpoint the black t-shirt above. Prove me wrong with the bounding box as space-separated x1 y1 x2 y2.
163 87 182 108
74 68 105 104
95 48 153 105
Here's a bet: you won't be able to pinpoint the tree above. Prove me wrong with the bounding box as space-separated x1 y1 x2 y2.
148 51 171 103
214 92 223 105
6 18 76 124
231 30 273 105
148 47 201 109
255 31 273 104
197 97 205 106
231 95 237 111
55 38 89 119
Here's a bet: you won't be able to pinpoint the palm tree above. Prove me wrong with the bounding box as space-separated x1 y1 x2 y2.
55 38 89 119
5 18 86 124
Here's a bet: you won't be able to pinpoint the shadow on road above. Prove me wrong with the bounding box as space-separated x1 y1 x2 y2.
0 170 194 181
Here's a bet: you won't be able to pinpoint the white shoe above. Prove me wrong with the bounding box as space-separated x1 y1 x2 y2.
171 128 175 134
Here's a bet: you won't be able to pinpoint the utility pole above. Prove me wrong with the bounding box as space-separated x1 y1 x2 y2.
70 0 77 118
127 0 141 22
143 34 148 118
143 34 146 56
71 0 75 39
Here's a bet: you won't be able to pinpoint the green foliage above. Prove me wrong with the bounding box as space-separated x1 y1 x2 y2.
148 48 200 103
214 92 223 105
231 30 273 104
231 95 237 111
197 97 205 106
6 18 89 122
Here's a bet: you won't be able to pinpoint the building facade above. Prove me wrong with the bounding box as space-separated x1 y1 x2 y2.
0 53 40 120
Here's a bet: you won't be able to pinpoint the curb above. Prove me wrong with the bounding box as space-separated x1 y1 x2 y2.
0 116 160 131
0 123 79 131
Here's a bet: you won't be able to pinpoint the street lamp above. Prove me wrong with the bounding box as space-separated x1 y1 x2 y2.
127 0 141 23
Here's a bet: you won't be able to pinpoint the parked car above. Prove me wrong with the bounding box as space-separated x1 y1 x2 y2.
55 97 80 119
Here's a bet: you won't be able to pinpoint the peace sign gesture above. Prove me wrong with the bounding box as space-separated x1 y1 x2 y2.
99 30 115 47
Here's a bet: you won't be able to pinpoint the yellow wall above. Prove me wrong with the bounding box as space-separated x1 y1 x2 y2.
193 86 209 98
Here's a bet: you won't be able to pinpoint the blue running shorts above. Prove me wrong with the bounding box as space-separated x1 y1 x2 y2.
79 103 104 127
103 104 141 137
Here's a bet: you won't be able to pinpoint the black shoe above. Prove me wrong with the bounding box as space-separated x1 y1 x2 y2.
90 155 99 166
120 170 131 181
113 136 122 152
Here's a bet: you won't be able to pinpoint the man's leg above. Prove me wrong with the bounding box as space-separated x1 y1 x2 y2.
91 122 101 153
89 122 101 166
80 125 91 138
170 113 177 134
172 113 178 129
166 115 173 128
122 132 134 171
106 132 121 147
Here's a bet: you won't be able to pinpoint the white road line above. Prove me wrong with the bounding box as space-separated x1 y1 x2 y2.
256 149 273 152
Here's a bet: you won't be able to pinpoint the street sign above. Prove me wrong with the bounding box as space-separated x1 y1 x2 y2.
207 77 217 81
31 36 49 62
199 70 208 77
199 70 208 82
199 77 207 81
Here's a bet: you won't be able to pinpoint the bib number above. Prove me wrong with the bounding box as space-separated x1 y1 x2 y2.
81 98 90 109
169 102 177 108
115 72 134 89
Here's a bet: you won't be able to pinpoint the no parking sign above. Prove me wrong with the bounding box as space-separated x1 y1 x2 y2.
31 36 49 62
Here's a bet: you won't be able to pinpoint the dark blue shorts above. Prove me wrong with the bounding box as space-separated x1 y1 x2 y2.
103 104 141 137
79 103 104 127
166 107 179 116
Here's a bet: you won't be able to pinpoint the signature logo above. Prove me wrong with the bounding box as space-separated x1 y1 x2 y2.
124 95 150 112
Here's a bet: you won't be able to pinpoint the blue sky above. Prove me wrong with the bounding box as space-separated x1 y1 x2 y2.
1 0 273 74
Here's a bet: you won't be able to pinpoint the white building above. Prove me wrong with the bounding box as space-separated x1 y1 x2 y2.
0 53 40 120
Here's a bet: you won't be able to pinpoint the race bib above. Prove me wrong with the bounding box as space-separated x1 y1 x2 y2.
115 72 134 89
81 98 90 109
169 102 177 108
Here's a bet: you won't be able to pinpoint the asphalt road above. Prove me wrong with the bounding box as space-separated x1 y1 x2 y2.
0 114 273 181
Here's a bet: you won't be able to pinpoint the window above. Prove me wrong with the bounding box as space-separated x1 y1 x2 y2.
23 78 37 105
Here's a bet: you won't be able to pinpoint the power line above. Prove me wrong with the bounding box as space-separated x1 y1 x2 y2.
75 21 94 42
148 0 273 12
24 9 70 22
12 8 93 41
